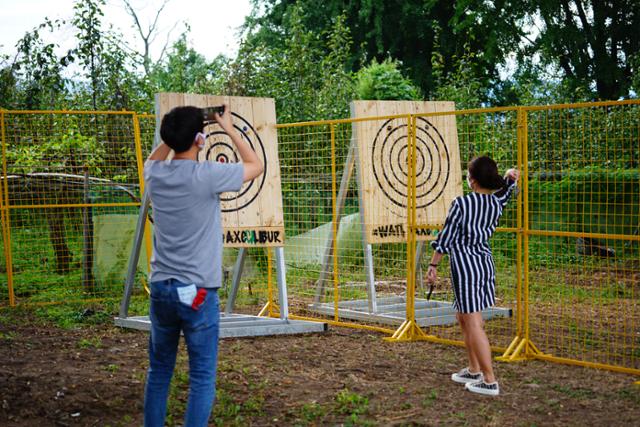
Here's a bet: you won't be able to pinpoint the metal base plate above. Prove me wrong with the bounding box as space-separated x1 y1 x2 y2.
115 313 327 338
309 296 512 327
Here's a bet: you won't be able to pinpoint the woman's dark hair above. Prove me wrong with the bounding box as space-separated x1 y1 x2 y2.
468 155 505 190
160 106 205 153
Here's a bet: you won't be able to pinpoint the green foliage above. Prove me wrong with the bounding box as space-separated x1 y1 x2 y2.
335 389 368 416
529 168 640 236
334 389 370 426
11 19 68 109
244 0 526 100
523 0 640 100
298 402 326 423
149 31 227 95
77 336 102 349
70 0 106 109
0 54 17 107
431 43 483 109
226 7 355 122
355 58 421 101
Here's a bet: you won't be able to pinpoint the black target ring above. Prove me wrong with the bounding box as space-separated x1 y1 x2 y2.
202 112 268 212
208 141 239 164
381 129 436 201
371 117 450 210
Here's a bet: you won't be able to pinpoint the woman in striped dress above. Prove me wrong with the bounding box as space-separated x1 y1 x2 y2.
427 156 519 396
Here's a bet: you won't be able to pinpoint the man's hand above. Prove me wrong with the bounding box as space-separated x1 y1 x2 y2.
214 103 264 182
214 103 234 132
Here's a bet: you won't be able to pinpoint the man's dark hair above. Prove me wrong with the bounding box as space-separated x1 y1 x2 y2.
468 155 505 190
160 106 205 153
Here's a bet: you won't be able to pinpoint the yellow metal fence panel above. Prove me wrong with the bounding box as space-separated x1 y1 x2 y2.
0 111 148 306
1 101 638 377
524 102 640 373
412 108 521 350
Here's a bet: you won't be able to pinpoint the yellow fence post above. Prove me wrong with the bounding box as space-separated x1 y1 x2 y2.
132 114 153 283
330 123 340 322
258 248 277 317
386 114 430 342
0 110 15 307
499 107 543 361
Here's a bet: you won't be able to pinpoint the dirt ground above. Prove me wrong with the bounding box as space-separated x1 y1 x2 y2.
0 309 639 427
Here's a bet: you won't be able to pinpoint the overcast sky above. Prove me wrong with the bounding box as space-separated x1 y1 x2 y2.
0 0 253 62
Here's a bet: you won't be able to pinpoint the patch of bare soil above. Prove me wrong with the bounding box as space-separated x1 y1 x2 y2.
1 310 639 426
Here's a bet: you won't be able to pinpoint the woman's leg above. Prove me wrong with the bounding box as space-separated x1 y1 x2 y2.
459 312 495 382
457 312 480 373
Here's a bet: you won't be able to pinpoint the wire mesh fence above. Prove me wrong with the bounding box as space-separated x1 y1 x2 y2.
0 111 147 306
412 108 520 350
523 102 640 372
277 102 639 375
0 100 638 376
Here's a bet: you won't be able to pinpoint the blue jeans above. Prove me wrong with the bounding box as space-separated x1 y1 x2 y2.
144 279 220 427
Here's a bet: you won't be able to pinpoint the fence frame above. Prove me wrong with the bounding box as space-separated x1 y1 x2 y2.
276 99 640 376
1 100 639 377
0 109 149 306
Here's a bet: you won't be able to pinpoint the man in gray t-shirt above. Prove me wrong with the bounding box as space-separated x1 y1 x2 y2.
143 105 263 427
144 158 243 289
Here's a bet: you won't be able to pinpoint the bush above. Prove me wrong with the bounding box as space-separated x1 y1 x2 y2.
355 58 421 101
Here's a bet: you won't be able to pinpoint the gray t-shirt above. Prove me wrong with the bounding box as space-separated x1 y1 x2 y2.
144 159 244 288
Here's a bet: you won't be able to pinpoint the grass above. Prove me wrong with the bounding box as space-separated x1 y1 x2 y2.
105 363 120 373
296 401 327 424
335 388 370 425
78 336 102 349
0 330 17 340
421 388 438 408
551 384 596 399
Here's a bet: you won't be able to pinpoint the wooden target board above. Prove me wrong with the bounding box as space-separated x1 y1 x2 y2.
351 101 463 244
155 93 284 247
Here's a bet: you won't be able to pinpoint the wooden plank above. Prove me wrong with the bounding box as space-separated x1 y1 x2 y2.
351 100 462 244
373 100 405 242
252 97 284 228
228 95 255 225
351 101 379 242
154 93 285 248
155 92 185 161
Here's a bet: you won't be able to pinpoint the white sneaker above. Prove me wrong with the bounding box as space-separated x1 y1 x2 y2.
451 367 483 384
465 380 500 396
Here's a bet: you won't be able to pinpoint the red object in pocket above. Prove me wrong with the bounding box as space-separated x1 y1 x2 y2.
191 288 207 310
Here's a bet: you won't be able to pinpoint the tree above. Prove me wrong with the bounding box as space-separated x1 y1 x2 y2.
227 7 355 122
149 30 227 95
243 0 526 100
122 0 178 76
69 0 106 110
524 0 640 100
10 19 68 109
0 55 17 108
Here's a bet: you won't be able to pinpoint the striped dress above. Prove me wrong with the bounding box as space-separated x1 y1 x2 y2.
431 178 517 313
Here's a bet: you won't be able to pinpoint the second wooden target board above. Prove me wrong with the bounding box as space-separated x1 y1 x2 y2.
351 101 463 244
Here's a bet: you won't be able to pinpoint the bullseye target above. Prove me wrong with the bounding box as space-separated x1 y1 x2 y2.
351 100 462 244
202 113 268 213
372 117 450 211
